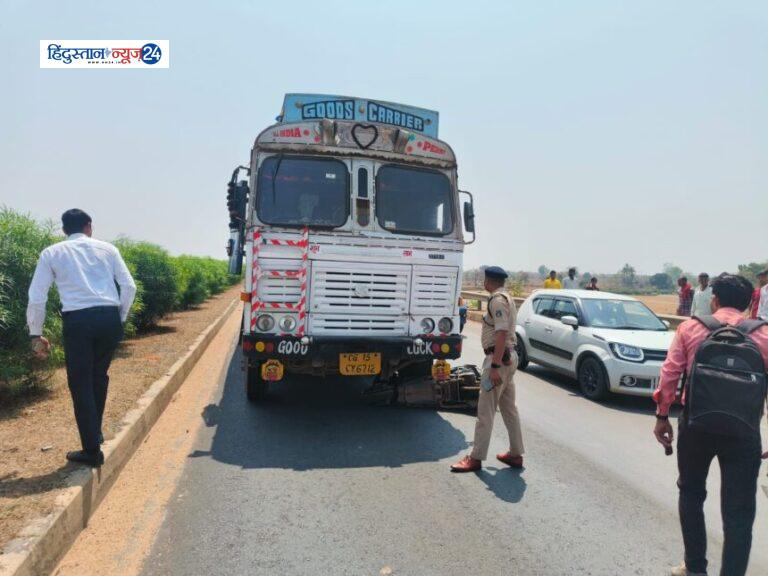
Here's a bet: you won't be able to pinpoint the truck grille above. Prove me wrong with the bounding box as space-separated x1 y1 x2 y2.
310 262 410 315
257 260 302 305
309 315 407 336
411 266 458 314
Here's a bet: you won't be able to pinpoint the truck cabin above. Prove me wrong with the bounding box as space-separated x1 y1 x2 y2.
247 94 472 243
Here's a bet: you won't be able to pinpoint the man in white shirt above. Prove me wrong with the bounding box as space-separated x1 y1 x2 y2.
758 269 768 321
690 272 713 318
27 209 136 466
562 267 579 289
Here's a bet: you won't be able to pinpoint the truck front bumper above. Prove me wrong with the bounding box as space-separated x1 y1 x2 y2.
242 333 463 364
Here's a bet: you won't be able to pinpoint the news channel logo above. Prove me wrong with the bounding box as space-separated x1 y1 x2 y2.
40 40 170 68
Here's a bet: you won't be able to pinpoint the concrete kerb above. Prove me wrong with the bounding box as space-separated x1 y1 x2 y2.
0 299 240 576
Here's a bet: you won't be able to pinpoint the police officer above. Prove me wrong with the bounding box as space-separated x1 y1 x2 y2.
451 266 525 472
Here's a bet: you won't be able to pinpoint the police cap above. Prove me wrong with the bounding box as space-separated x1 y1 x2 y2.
484 266 508 280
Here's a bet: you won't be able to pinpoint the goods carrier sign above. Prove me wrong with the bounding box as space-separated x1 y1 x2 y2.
281 94 439 138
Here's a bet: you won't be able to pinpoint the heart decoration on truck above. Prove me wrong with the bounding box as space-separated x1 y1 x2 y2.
351 123 378 149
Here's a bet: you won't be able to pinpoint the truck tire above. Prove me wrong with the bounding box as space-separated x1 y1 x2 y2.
246 359 269 403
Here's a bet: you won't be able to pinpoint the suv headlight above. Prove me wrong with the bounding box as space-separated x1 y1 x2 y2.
420 318 435 334
438 317 453 334
610 343 644 363
255 314 275 332
279 315 297 332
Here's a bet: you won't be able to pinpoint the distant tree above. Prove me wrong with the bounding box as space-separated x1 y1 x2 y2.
537 265 548 278
649 272 673 291
620 263 636 288
663 263 683 283
514 271 530 285
581 272 592 286
737 262 768 283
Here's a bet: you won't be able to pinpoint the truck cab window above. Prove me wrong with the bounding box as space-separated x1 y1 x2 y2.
257 156 349 228
375 165 453 236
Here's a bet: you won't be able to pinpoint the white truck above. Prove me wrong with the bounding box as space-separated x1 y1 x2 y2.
226 94 476 403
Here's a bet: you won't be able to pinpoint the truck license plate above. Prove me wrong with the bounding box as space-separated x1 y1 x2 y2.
339 353 381 376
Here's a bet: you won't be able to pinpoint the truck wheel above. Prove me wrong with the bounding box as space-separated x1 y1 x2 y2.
515 338 529 371
246 360 269 403
578 356 609 401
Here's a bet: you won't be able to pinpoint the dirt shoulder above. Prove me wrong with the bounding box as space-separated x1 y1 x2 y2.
0 287 240 551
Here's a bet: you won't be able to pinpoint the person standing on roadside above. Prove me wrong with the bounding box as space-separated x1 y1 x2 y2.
676 276 694 317
585 277 600 291
27 209 136 467
451 266 525 472
562 267 579 289
653 274 768 576
690 273 712 318
754 269 768 320
544 270 562 289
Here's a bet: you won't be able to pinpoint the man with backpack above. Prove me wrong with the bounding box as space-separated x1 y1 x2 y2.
653 274 768 576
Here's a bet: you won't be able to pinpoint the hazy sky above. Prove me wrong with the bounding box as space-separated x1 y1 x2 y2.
1 1 765 275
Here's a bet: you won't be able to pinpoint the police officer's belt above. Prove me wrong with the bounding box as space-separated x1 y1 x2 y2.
484 346 512 362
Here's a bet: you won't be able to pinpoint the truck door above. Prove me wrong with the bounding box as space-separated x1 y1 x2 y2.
352 160 375 230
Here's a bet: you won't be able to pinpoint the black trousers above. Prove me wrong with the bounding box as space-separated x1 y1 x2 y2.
677 413 762 575
62 306 123 453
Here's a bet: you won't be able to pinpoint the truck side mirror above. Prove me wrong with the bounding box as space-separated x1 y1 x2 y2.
226 165 250 276
463 201 475 233
459 190 476 245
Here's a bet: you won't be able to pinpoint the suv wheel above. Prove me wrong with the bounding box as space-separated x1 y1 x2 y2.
578 357 609 401
515 338 529 371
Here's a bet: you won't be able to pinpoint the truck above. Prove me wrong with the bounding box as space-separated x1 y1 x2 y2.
226 94 477 405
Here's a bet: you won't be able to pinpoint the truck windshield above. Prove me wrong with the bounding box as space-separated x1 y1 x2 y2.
376 165 453 236
257 156 349 228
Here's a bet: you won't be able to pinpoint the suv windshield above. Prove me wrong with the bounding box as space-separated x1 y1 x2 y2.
376 165 453 235
257 156 349 228
581 299 667 331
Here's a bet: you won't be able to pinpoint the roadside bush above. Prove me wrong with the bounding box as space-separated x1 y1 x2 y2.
114 238 179 330
0 208 236 397
0 208 64 394
172 256 240 310
174 255 211 309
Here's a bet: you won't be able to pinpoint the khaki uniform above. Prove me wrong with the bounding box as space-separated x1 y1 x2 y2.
470 288 525 460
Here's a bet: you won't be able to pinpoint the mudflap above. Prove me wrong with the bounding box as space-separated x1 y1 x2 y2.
363 365 481 412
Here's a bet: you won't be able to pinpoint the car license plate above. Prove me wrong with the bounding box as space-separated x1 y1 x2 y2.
339 353 381 376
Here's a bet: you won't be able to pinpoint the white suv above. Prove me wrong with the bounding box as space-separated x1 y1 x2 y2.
515 290 675 400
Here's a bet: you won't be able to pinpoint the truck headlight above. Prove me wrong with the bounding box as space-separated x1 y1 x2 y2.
279 315 297 332
438 317 453 334
255 314 275 332
420 318 435 334
610 343 644 363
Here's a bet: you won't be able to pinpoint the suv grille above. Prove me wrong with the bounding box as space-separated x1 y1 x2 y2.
643 349 668 362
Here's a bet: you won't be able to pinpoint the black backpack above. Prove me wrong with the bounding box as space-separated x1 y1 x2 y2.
687 316 767 437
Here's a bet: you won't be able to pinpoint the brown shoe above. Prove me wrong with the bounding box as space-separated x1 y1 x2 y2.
450 455 481 472
670 562 706 576
496 452 523 468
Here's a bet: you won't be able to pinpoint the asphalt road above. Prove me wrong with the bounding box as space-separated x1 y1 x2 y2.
135 321 768 576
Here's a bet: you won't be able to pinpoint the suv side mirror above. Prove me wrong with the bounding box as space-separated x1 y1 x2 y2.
561 315 579 329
